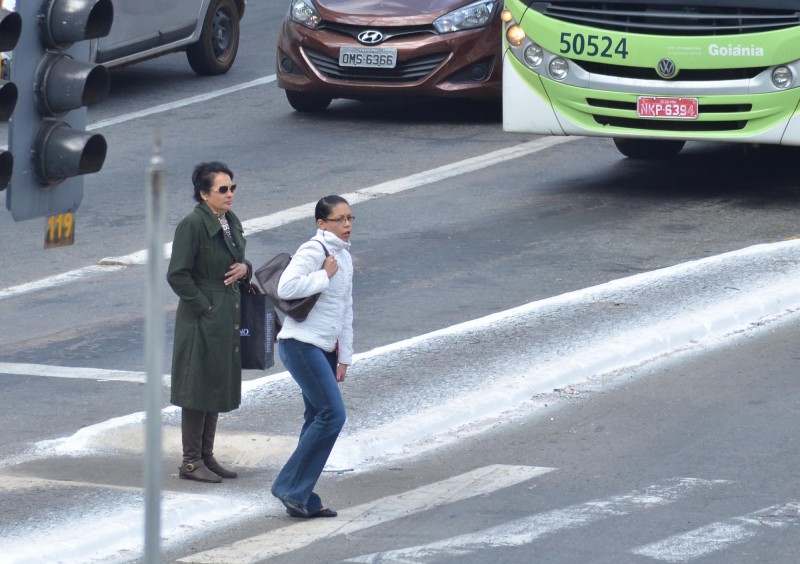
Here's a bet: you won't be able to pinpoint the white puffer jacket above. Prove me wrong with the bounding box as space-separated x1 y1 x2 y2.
276 229 354 365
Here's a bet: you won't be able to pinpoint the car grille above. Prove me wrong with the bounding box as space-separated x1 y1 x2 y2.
306 49 448 83
574 60 768 82
530 2 800 36
319 22 437 42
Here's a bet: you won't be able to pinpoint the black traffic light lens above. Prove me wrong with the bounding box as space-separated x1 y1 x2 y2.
0 151 12 190
0 9 21 52
41 0 114 49
0 81 18 121
34 122 108 184
35 54 110 116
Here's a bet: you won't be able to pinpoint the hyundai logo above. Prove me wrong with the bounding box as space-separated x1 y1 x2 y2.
656 58 677 79
358 30 385 45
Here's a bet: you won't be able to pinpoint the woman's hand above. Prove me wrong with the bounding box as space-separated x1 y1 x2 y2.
224 262 248 286
335 364 348 383
323 254 339 279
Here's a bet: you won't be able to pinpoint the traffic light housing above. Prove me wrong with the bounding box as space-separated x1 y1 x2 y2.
0 8 21 190
6 0 113 222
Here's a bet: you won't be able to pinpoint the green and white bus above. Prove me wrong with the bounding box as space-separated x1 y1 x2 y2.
501 1 800 158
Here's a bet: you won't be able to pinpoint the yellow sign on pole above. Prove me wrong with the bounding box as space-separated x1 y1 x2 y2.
44 212 76 248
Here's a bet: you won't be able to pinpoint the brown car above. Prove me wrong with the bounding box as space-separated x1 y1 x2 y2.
276 0 502 112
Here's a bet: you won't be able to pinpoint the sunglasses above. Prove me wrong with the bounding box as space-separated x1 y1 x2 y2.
212 184 237 194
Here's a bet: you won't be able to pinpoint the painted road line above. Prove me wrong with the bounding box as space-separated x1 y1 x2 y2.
344 478 731 563
0 362 171 384
0 264 125 300
0 474 145 493
0 137 576 301
631 502 800 562
0 360 284 388
2 487 257 564
18 241 800 469
0 75 277 151
177 464 554 564
88 76 278 130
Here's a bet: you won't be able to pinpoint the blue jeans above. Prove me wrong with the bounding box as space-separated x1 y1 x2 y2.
272 339 346 514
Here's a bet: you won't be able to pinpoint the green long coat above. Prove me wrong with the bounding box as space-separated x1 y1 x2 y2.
167 203 246 412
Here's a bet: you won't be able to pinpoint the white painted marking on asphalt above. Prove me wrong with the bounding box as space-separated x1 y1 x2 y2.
88 75 277 130
177 464 554 564
2 487 257 564
12 240 800 471
0 76 277 151
631 502 800 562
3 240 799 561
0 362 169 384
0 474 153 493
0 362 292 387
344 478 731 563
0 264 125 300
0 137 575 301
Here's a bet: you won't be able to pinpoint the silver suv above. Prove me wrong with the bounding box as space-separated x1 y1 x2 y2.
2 0 245 78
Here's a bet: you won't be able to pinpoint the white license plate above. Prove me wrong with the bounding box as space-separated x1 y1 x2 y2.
339 46 397 69
637 96 699 120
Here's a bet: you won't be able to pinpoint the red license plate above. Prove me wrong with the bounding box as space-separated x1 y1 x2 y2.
637 97 699 120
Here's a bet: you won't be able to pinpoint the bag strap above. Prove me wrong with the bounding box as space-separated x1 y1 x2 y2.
295 239 329 269
314 240 330 258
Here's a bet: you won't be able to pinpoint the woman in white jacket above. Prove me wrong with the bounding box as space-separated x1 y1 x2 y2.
271 195 354 519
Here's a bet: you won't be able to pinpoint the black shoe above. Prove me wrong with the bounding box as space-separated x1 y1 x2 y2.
281 499 310 518
286 506 337 519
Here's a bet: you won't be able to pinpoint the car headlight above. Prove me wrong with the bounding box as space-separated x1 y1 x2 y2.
289 0 321 30
434 0 497 34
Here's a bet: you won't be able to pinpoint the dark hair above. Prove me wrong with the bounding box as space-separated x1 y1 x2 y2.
315 195 349 221
192 161 233 203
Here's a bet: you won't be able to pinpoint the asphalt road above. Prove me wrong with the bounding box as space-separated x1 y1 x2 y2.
1 2 800 562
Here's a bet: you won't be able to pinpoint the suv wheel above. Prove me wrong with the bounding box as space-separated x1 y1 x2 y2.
285 91 332 112
186 0 240 76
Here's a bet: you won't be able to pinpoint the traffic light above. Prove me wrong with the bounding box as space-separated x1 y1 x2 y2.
6 0 113 222
0 7 21 190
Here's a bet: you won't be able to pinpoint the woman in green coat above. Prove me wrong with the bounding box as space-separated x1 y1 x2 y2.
167 161 249 483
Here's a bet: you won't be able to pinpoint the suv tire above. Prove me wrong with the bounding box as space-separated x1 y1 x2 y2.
187 0 240 76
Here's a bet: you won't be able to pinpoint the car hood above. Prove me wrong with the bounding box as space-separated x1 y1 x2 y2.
314 0 483 25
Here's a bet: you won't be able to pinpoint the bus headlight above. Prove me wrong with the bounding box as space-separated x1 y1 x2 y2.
506 24 526 47
549 57 569 80
772 66 793 89
523 44 543 68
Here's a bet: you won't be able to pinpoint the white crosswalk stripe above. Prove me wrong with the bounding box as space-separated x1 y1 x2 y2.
343 478 731 563
2 476 256 563
631 502 800 562
3 464 799 563
177 465 555 564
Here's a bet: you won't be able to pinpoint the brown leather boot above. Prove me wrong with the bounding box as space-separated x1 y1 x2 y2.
180 408 221 483
179 460 221 483
201 412 238 479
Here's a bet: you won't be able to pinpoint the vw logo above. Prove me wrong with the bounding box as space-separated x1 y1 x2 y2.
357 30 385 45
656 58 677 79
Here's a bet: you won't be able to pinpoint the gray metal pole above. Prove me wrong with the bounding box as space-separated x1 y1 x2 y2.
144 138 165 562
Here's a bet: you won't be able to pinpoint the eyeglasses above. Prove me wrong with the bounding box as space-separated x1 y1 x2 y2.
325 215 355 224
212 184 237 194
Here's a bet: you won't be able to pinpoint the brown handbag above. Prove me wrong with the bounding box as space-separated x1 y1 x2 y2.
254 241 328 322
